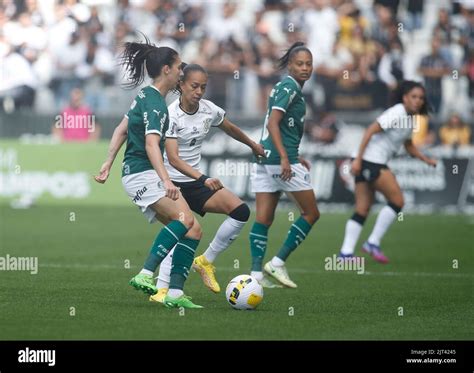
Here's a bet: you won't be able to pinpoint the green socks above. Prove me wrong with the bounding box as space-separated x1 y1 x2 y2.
169 237 200 290
143 220 189 272
249 222 269 272
276 216 313 261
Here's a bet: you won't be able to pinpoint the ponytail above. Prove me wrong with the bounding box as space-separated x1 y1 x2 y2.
120 33 179 89
276 41 312 71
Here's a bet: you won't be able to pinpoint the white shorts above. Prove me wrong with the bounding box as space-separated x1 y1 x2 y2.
250 163 313 193
122 170 166 223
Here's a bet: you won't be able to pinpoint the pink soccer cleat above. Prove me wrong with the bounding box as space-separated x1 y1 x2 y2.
362 241 389 264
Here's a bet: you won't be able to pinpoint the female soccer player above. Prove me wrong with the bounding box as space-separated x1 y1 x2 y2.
149 64 266 302
95 37 203 309
248 42 320 288
338 80 437 263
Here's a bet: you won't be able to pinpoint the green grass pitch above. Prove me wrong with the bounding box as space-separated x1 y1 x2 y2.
0 205 472 340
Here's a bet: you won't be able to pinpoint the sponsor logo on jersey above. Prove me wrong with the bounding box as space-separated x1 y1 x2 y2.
272 172 296 179
133 186 148 203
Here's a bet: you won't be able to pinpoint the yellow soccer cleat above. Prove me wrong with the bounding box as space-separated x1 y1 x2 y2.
149 288 168 304
192 255 220 293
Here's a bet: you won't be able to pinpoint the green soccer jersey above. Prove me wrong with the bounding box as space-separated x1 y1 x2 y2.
122 85 169 176
258 75 306 165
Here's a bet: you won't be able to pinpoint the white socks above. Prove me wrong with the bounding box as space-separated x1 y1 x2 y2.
156 246 173 288
140 269 154 276
203 216 246 263
368 205 397 246
167 289 183 298
271 256 285 267
251 271 263 281
340 219 363 255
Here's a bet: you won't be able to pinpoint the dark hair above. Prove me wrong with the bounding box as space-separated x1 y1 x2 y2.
119 33 179 89
276 41 312 71
176 63 208 94
393 80 429 115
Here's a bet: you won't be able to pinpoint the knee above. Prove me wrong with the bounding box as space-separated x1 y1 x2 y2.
181 213 195 230
229 203 250 222
303 207 320 225
256 216 274 227
186 219 202 240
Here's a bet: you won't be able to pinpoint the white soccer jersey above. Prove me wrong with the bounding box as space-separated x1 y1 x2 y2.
354 103 414 165
164 98 225 182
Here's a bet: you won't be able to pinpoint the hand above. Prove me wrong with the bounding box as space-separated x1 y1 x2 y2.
280 158 292 181
298 157 311 171
252 142 266 158
425 158 437 168
94 161 112 184
351 158 362 176
164 179 180 201
204 177 224 191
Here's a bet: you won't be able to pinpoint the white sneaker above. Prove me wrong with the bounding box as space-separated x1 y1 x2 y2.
264 261 297 288
257 275 283 288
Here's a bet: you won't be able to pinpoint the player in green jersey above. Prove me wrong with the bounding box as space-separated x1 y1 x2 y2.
95 36 203 309
249 42 320 288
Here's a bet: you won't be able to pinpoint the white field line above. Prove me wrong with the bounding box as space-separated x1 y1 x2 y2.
39 263 473 278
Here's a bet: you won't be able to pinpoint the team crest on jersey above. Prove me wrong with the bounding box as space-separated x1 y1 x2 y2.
191 126 199 134
203 118 212 133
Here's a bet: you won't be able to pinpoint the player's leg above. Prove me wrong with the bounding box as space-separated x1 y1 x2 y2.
249 192 280 285
192 189 250 293
339 181 375 257
128 193 193 296
363 169 404 263
164 216 204 308
132 195 203 308
264 189 320 288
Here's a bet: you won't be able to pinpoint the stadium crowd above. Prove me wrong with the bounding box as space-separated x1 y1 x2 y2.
0 0 472 146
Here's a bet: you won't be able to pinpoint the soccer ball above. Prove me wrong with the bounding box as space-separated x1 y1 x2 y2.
225 275 263 310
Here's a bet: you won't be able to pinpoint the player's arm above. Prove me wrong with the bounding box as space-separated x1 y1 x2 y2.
145 134 179 200
267 108 292 180
351 121 384 175
404 139 437 167
219 118 265 158
94 116 128 184
165 139 223 191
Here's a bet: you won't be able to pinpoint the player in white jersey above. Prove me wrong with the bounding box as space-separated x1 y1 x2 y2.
338 81 437 263
149 64 265 303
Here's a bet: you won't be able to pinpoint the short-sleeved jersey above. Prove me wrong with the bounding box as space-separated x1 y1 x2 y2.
164 98 225 182
258 75 306 165
354 103 414 165
122 86 169 177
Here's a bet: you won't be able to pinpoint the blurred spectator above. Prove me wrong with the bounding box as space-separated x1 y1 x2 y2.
439 112 472 146
0 43 37 112
411 114 436 147
378 41 404 91
405 0 424 32
49 30 86 109
418 37 451 115
52 88 101 142
374 0 401 17
305 113 339 144
250 35 281 112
